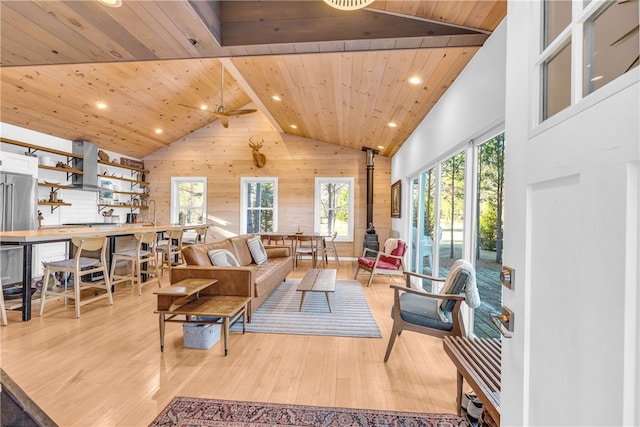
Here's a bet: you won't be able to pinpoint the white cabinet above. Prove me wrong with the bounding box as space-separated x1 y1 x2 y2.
0 151 38 176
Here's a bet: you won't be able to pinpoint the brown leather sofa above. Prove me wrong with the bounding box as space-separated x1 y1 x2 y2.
169 234 293 319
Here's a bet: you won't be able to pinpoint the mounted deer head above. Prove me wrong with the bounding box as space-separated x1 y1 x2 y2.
249 137 267 168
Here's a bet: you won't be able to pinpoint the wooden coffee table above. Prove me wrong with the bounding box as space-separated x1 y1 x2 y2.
154 278 250 356
296 269 336 312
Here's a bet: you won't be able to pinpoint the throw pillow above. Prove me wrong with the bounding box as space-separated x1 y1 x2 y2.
247 236 268 265
207 249 240 267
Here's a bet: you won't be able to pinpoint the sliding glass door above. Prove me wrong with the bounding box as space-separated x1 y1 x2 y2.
406 131 505 339
473 133 505 339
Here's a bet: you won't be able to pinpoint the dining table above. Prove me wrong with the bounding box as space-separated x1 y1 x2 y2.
0 223 195 321
260 232 330 269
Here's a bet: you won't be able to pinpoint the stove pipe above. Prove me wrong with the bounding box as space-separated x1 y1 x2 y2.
362 147 380 252
362 146 379 227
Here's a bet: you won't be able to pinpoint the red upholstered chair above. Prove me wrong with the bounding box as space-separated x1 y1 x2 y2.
354 238 407 287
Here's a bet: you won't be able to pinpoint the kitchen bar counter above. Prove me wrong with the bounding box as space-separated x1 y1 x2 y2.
0 223 196 321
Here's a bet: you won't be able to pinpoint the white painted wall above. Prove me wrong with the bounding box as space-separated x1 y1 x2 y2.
392 19 506 235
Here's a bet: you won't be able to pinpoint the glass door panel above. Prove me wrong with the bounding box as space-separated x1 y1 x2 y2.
437 151 466 283
474 133 505 339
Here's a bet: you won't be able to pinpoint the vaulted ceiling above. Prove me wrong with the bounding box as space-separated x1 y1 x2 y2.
0 0 506 159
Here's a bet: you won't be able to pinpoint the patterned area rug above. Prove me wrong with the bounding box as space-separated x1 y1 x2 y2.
230 280 382 338
149 397 469 427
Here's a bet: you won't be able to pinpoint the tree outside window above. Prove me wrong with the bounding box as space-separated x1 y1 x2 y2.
315 177 354 242
241 178 277 233
170 177 206 225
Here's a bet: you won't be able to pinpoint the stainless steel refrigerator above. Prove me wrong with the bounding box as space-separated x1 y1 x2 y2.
1 171 38 286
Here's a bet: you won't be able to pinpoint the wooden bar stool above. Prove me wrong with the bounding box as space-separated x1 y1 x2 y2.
157 229 185 276
110 232 161 295
183 225 209 246
39 236 113 318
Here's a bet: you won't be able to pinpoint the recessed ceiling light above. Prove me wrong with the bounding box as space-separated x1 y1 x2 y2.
97 102 107 109
155 129 163 134
272 95 282 101
408 76 423 85
377 145 384 149
388 122 397 128
591 75 604 82
96 0 122 7
290 125 298 129
200 104 208 110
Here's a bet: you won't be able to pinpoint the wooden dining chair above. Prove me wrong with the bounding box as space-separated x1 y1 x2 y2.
322 231 340 267
39 236 113 318
294 235 317 268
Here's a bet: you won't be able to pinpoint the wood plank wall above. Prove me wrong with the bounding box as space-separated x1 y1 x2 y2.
143 110 391 258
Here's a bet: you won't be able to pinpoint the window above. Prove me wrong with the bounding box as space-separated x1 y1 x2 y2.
314 178 354 242
240 177 277 234
170 177 206 225
538 0 639 122
582 2 639 96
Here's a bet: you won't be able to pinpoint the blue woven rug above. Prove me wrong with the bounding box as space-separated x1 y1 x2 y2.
230 279 382 338
149 397 468 427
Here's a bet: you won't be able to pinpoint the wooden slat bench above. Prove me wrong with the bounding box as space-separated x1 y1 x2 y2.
443 336 502 426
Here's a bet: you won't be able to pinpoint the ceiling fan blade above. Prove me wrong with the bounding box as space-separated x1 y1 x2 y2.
178 103 205 112
224 109 258 116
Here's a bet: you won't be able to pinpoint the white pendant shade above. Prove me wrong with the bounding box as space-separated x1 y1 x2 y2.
323 0 375 11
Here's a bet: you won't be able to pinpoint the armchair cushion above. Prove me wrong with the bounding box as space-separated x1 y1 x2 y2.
356 257 399 270
392 292 453 331
380 239 406 267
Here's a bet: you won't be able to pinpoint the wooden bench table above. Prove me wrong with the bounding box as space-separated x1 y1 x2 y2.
443 336 502 426
296 269 336 312
154 278 250 356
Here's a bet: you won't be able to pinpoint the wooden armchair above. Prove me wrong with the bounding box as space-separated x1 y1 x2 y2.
384 262 479 362
354 238 406 287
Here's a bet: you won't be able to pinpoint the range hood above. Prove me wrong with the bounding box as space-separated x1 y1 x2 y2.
72 140 101 192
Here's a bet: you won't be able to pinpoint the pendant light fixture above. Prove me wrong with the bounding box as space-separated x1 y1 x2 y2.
323 0 375 11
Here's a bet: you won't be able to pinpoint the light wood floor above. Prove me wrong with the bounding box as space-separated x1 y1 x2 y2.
0 261 460 426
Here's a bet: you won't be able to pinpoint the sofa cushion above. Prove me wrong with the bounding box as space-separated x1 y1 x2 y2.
208 249 240 267
229 235 255 266
183 240 235 266
247 236 268 265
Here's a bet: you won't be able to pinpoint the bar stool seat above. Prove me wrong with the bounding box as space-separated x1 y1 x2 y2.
110 232 161 295
39 236 113 318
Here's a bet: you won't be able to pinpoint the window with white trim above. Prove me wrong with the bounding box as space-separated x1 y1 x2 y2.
314 177 354 242
170 177 207 225
538 0 638 122
240 177 277 234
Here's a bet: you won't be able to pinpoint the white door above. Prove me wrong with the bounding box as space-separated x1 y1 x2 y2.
503 1 639 426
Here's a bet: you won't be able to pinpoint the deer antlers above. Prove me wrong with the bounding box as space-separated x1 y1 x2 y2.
249 137 267 168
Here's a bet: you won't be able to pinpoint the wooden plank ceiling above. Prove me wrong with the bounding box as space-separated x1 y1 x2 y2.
0 0 506 159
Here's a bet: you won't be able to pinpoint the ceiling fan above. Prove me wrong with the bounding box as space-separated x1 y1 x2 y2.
180 63 257 128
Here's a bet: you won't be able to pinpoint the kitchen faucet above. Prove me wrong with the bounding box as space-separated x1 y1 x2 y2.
149 199 157 226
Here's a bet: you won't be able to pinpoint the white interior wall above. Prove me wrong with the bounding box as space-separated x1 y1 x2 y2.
392 20 507 237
